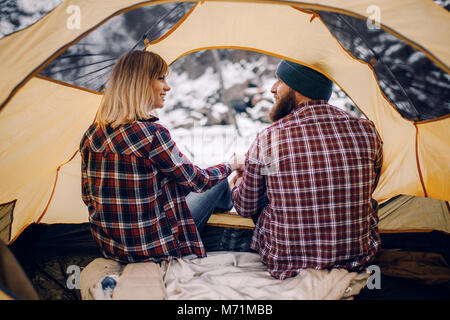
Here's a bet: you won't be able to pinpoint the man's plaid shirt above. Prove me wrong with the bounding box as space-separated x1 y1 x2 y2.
232 100 382 280
80 117 231 264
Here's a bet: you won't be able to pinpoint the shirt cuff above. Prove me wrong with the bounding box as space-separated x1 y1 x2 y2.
223 162 232 175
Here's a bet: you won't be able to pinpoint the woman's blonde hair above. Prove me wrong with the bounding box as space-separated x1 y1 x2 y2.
96 51 168 129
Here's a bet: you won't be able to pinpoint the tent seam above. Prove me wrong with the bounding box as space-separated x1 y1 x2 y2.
414 123 428 198
0 199 17 207
145 1 199 49
35 74 103 95
36 149 80 224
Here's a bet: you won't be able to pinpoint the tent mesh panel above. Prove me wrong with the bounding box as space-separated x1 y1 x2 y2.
318 10 450 122
39 2 194 92
0 201 14 243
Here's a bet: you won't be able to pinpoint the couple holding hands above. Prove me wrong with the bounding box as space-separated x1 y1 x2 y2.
81 50 382 280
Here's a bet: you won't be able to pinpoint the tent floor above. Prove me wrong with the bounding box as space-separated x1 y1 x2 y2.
8 223 450 300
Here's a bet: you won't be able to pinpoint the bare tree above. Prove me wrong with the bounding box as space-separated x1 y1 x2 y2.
211 50 242 136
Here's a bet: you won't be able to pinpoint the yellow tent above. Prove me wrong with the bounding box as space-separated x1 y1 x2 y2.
0 0 449 245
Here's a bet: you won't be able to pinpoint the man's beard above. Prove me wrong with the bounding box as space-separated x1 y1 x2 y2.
268 89 297 122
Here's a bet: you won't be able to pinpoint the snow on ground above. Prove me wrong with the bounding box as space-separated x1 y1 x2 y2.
160 115 267 168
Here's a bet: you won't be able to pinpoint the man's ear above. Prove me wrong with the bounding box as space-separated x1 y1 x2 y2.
293 90 311 105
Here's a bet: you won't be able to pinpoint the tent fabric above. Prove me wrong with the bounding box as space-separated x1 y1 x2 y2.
0 0 448 112
0 201 14 243
0 76 100 240
378 195 450 234
0 0 448 244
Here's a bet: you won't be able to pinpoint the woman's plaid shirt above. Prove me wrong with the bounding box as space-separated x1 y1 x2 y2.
232 100 383 280
80 117 231 264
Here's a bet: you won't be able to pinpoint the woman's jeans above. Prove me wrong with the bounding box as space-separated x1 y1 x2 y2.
185 179 233 233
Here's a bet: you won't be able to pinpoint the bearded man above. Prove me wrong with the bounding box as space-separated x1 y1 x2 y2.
231 60 383 280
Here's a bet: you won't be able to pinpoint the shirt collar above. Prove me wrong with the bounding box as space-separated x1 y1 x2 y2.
292 99 329 114
139 115 159 123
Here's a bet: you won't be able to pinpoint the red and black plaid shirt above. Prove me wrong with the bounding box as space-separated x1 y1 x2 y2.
80 117 231 264
232 100 382 280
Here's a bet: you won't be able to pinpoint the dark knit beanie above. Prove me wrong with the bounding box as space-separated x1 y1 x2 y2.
276 60 333 101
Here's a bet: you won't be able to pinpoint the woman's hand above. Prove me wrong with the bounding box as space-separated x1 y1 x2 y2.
228 153 245 172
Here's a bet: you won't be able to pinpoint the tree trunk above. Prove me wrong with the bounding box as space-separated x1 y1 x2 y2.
211 50 241 136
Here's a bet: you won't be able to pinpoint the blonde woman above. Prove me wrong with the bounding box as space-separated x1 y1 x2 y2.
80 51 239 264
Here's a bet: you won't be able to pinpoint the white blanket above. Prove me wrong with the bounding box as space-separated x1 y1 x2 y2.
81 251 369 300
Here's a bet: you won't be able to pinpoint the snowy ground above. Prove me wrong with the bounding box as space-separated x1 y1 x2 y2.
165 117 267 168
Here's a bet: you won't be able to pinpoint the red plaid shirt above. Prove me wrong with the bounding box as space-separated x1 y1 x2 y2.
80 117 231 263
232 100 382 280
